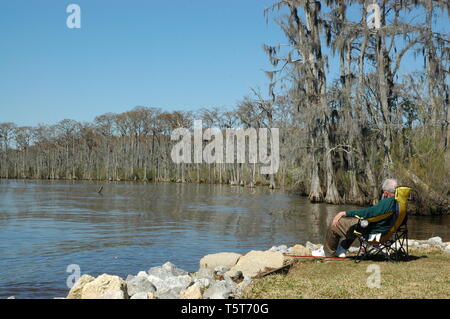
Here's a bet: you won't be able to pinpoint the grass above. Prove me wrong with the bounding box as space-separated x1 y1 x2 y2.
242 247 450 299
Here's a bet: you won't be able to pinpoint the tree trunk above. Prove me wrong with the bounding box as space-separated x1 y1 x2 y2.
308 136 323 202
323 129 341 204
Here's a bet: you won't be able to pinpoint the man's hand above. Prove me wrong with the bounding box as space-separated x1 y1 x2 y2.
332 211 346 227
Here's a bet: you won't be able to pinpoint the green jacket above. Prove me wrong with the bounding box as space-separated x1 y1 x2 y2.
345 197 396 234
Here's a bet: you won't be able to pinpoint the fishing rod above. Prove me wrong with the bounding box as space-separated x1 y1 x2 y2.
282 254 347 260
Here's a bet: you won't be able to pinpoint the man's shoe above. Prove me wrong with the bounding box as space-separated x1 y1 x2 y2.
336 245 347 258
311 247 334 257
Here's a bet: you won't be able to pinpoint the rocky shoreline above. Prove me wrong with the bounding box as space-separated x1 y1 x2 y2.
5 237 450 300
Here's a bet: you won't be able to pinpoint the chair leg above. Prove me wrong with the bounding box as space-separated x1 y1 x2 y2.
355 238 368 263
405 231 409 259
391 230 409 261
355 229 409 263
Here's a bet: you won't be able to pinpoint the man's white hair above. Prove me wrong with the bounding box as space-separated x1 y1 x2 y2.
382 178 398 193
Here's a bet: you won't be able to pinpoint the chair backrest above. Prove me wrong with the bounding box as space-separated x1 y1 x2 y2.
380 186 412 243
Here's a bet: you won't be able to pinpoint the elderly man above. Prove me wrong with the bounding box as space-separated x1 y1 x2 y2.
312 178 399 258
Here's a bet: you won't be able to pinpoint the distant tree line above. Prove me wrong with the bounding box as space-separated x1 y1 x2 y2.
0 0 448 214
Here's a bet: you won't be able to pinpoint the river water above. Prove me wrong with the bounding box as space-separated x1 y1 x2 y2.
0 180 448 298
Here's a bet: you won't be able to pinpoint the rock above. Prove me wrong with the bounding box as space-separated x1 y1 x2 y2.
227 250 285 278
126 274 156 297
192 267 214 281
137 271 148 277
214 265 230 274
80 274 128 299
417 243 430 249
147 275 167 293
165 275 193 290
224 269 243 283
234 277 253 298
203 280 232 299
147 268 171 281
407 240 417 247
269 245 288 254
443 246 450 254
155 290 181 299
147 292 157 299
146 263 191 297
283 244 312 262
224 275 238 293
148 274 192 296
427 237 443 245
161 261 188 276
199 252 242 270
213 265 230 280
66 274 95 299
194 278 212 289
148 262 187 280
126 274 135 281
306 241 320 251
180 283 204 299
291 244 311 256
130 292 149 299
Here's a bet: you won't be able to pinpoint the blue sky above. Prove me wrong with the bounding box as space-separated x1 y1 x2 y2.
1 0 286 126
0 1 448 127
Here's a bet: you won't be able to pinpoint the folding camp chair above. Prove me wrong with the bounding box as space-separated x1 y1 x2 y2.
353 187 413 263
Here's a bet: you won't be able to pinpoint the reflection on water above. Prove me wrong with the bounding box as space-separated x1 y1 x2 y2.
0 180 448 298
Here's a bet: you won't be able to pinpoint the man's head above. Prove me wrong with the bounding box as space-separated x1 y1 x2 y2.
381 178 398 198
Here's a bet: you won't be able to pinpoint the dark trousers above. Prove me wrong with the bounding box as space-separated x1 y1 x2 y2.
324 217 359 255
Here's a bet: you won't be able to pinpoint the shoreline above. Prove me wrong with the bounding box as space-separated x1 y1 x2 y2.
6 237 449 300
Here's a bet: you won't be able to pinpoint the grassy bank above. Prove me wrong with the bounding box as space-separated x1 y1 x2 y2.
242 247 450 299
